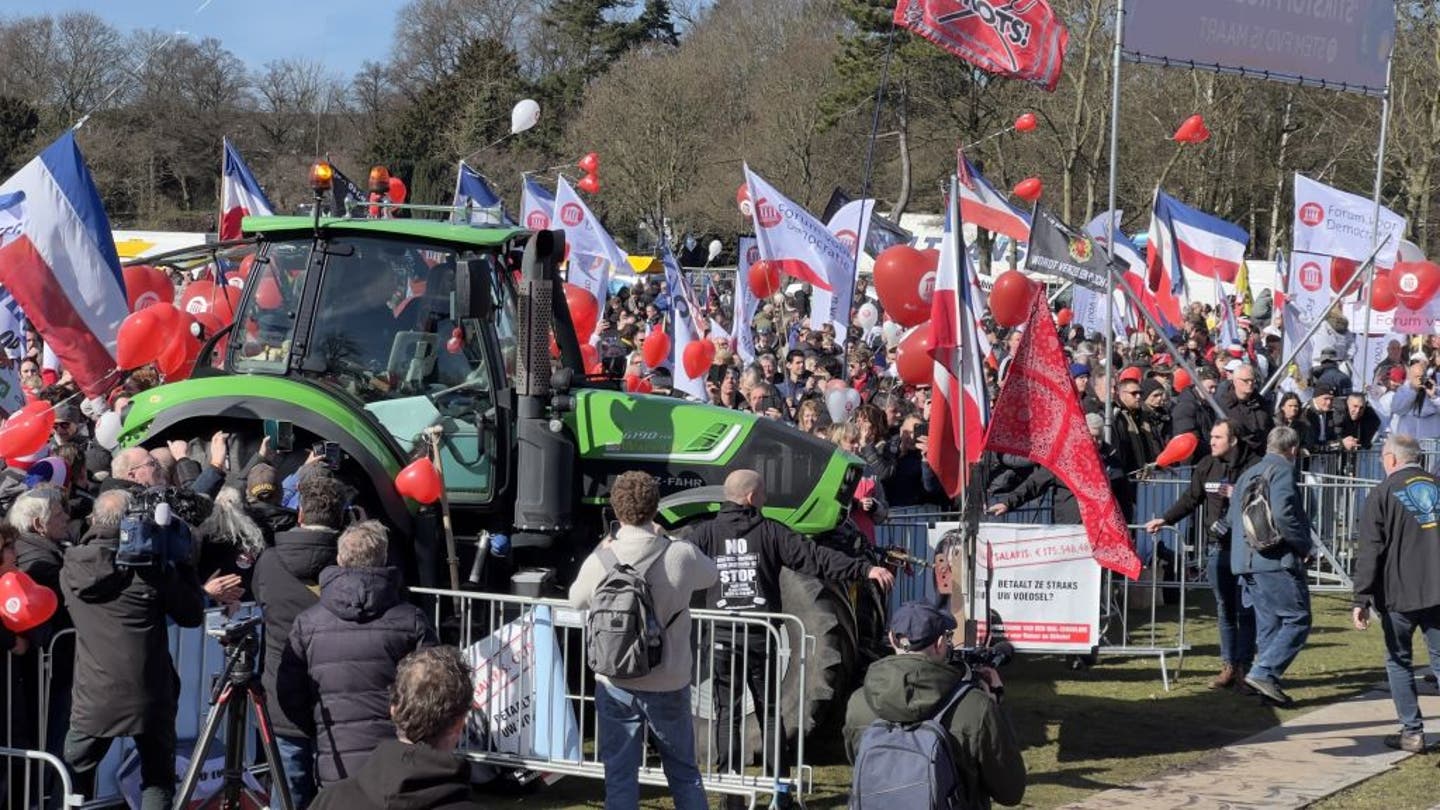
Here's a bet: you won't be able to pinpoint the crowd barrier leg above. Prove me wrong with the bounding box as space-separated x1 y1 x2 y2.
0 747 80 808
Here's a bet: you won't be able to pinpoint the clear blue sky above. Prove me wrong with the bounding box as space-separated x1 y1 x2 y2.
2 0 395 78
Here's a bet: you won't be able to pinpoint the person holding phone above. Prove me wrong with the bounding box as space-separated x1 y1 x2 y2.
1389 361 1440 442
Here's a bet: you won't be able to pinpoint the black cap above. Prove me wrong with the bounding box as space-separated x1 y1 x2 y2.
889 601 957 649
1313 383 1335 397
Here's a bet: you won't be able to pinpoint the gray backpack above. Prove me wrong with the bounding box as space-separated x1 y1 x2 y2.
585 540 678 679
1240 472 1283 552
850 681 974 810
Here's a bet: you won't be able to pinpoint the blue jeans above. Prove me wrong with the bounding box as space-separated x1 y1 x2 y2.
595 681 707 810
1378 606 1440 734
1243 568 1312 683
1209 548 1255 666
275 735 316 809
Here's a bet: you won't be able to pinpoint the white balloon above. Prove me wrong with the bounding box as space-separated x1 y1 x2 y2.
825 389 848 423
882 320 903 348
94 411 123 451
707 239 723 262
510 99 541 135
1399 239 1426 263
856 302 879 330
844 388 861 414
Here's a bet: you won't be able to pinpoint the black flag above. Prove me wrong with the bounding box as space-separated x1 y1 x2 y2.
1024 205 1126 292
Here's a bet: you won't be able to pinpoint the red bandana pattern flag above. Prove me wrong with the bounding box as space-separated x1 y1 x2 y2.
894 0 1069 92
982 289 1142 579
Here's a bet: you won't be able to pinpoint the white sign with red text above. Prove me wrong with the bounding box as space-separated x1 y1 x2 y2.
970 523 1101 654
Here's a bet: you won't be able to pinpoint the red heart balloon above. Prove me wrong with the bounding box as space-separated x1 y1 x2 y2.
116 306 170 370
624 373 653 394
641 329 671 369
579 343 602 375
395 457 443 504
1370 271 1397 312
564 283 599 338
0 571 57 633
577 152 600 174
1393 261 1440 310
895 324 935 386
872 245 939 328
577 173 600 195
748 260 782 299
1173 114 1210 144
1056 307 1073 326
736 183 752 217
1014 112 1038 133
158 330 202 381
1012 177 1043 203
990 271 1037 328
682 339 716 378
1330 257 1360 294
1156 432 1199 468
388 176 408 205
0 400 56 460
122 265 173 312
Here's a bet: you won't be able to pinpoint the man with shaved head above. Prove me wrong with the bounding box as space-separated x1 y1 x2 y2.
690 469 893 801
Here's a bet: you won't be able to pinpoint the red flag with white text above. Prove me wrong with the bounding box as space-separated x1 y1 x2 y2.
982 289 1142 579
894 0 1069 92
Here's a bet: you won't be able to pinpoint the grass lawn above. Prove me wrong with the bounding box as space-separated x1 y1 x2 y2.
497 591 1411 809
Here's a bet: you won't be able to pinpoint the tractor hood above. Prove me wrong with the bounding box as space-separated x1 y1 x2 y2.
565 389 862 535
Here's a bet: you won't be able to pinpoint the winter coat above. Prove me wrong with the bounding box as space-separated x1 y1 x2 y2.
1111 407 1159 475
1000 444 1127 525
309 739 481 810
842 654 1026 808
279 566 437 785
1388 385 1440 441
1219 385 1273 470
1160 447 1247 545
252 527 339 739
1353 464 1440 615
1299 402 1342 453
688 502 871 613
16 531 69 636
1337 404 1382 449
1229 453 1313 575
1171 388 1218 464
60 525 205 737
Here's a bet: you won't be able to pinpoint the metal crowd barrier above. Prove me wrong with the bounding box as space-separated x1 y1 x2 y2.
0 747 80 808
1095 525 1190 691
412 587 814 809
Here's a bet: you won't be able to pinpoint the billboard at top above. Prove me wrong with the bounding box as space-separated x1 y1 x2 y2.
1123 0 1396 97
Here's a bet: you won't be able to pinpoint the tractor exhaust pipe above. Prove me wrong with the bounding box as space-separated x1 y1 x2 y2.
511 230 576 549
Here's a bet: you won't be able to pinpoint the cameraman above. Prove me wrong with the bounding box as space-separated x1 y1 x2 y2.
61 489 205 810
1388 361 1440 442
843 602 1025 808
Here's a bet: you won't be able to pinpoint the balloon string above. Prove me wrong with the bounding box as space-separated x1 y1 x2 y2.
961 126 1018 152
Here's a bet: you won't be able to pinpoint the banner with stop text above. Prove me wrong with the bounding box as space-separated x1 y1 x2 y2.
463 605 581 763
970 523 1101 654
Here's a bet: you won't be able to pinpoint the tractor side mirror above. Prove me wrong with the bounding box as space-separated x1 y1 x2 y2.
455 257 492 320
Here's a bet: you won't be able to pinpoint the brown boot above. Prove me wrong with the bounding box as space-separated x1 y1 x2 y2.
1210 663 1238 689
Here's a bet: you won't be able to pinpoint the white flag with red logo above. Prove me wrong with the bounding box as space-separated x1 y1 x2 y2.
1293 175 1405 268
734 237 760 365
817 198 873 348
927 186 990 497
744 166 851 297
520 175 555 231
553 176 627 338
1287 251 1334 327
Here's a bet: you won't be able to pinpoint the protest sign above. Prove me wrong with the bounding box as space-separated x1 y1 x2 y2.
971 523 1101 654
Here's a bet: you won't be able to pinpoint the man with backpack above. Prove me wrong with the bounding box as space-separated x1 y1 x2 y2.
569 471 718 810
1229 425 1314 706
843 601 1026 809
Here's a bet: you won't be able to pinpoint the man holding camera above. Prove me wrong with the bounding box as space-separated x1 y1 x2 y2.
1145 420 1255 690
1388 361 1440 442
843 602 1026 809
61 489 206 810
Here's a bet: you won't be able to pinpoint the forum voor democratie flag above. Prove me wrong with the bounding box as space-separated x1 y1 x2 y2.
733 237 760 365
894 0 1069 91
553 176 627 339
662 243 707 402
0 132 129 398
818 198 873 349
744 165 852 296
927 187 990 497
219 138 273 241
520 175 556 231
452 162 515 227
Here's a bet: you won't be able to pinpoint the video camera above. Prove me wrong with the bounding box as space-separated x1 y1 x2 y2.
206 608 263 647
116 487 209 569
949 639 1015 671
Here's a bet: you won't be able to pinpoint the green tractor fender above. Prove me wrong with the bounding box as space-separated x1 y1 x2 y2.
117 376 413 530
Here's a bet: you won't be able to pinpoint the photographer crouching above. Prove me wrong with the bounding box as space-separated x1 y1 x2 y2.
60 487 206 809
843 601 1026 809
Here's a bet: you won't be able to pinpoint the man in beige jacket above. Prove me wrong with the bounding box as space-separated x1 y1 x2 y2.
569 471 718 810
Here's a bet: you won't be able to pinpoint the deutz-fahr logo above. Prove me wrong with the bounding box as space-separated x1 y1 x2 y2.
1068 236 1094 263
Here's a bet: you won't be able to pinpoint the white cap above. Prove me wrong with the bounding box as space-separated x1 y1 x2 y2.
1224 358 1243 374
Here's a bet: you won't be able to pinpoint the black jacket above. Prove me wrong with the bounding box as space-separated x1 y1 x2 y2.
1219 385 1272 469
1111 407 1159 475
1160 447 1247 543
309 739 481 810
16 531 69 636
1171 388 1217 465
279 565 437 785
1001 443 1127 524
1300 403 1341 453
60 525 205 737
253 527 339 739
1337 404 1382 450
1353 464 1440 614
688 502 870 612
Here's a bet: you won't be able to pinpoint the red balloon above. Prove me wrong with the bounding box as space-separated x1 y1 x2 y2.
122 265 173 312
1014 112 1038 133
147 302 183 340
1330 257 1360 294
624 373 653 394
1173 114 1211 144
736 183 753 217
873 245 939 327
1056 307 1073 326
895 324 935 386
1156 432 1199 468
990 271 1037 328
233 254 255 288
255 275 284 310
564 283 599 337
387 176 407 205
395 457 443 504
682 339 716 378
0 571 57 634
157 330 202 381
116 306 170 369
577 152 600 174
1370 271 1397 312
579 342 602 375
1393 261 1440 310
642 329 671 369
0 400 56 460
749 260 782 299
1173 368 1192 393
577 173 601 195
1012 177 1044 203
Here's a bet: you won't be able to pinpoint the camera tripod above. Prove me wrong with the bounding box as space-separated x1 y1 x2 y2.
174 625 296 810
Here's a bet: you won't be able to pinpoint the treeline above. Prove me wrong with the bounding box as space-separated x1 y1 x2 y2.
0 0 1436 258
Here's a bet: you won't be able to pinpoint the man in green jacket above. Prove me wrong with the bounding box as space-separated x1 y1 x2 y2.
842 602 1027 808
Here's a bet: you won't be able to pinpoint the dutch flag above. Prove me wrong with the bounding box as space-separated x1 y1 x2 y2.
1146 189 1249 294
220 137 274 240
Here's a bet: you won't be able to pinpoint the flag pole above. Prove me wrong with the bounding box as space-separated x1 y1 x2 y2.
1360 51 1394 389
951 174 969 524
1103 0 1126 446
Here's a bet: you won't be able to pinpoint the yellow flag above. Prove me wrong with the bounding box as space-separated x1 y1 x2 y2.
1236 262 1253 317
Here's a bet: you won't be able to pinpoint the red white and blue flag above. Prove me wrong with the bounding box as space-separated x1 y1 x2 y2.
219 138 273 240
452 162 514 226
0 133 129 398
1146 190 1248 293
958 154 1030 243
520 175 555 231
927 183 991 497
744 165 849 293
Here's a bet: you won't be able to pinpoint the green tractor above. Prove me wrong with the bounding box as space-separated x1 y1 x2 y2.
120 213 876 737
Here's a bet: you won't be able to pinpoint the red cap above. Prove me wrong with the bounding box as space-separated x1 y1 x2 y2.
1118 366 1143 383
1388 367 1406 383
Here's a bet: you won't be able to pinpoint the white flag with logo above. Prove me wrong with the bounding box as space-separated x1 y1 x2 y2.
1293 175 1406 268
817 199 873 349
663 245 707 402
554 176 627 338
734 237 760 365
1287 251 1335 326
520 175 555 231
744 165 853 313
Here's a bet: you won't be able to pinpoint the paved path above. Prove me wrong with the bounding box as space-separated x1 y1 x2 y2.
1063 676 1439 809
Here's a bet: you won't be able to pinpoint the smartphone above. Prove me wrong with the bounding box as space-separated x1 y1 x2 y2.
263 419 294 452
313 440 342 470
913 423 929 440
